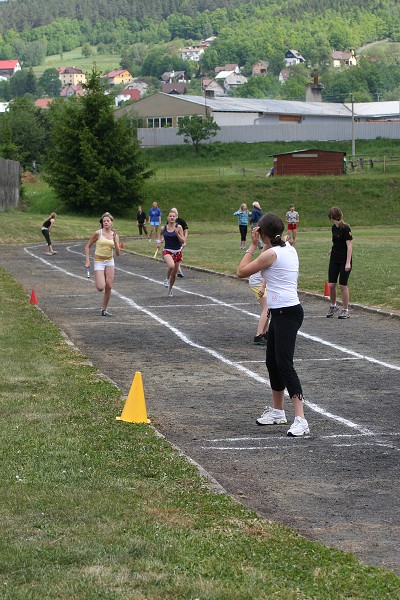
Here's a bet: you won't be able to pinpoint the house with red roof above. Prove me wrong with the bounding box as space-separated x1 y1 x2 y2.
0 60 22 78
34 98 53 109
60 85 86 98
115 88 140 106
101 69 133 86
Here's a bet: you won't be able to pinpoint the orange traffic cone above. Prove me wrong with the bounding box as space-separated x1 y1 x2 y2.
116 371 150 424
324 282 330 298
30 290 38 305
120 242 125 249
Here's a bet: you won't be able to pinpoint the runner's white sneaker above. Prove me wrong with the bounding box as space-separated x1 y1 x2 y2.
326 305 338 318
287 416 310 437
168 288 173 297
256 406 287 426
163 279 169 287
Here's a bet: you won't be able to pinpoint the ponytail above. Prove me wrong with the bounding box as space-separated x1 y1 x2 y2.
258 213 286 247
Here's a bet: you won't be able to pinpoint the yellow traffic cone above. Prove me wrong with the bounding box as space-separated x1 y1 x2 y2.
116 371 150 423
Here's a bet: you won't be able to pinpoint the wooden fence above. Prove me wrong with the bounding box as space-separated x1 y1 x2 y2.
0 157 20 211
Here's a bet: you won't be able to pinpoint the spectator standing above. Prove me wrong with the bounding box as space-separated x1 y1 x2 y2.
136 206 148 239
250 201 264 248
285 204 300 246
326 207 353 319
234 203 250 250
237 213 309 437
148 202 162 242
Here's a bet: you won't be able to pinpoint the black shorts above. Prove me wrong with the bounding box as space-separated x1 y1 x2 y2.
328 260 352 286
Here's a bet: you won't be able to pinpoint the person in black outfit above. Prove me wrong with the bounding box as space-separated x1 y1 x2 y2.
136 206 148 239
41 212 57 255
326 206 353 319
250 202 264 248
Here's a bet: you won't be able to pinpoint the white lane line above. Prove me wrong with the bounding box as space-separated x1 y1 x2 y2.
237 357 362 365
24 247 387 437
65 244 400 372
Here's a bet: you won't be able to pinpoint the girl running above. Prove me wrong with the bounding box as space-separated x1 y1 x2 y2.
158 210 186 297
85 212 120 317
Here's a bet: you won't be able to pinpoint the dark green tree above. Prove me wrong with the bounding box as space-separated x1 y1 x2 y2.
39 68 62 97
177 115 220 154
45 68 152 215
0 97 50 167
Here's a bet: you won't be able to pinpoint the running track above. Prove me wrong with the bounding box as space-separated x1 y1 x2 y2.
2 242 399 574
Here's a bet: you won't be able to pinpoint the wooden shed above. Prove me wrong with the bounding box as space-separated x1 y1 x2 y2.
272 149 346 176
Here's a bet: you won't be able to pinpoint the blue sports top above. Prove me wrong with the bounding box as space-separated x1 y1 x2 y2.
163 226 181 251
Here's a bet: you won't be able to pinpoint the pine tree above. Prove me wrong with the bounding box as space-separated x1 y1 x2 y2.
45 68 152 214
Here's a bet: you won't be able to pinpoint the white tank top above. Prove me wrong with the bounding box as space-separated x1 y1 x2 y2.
261 243 299 308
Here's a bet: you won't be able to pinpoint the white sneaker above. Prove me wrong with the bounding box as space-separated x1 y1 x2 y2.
256 406 287 426
287 416 310 437
168 288 173 297
163 279 169 287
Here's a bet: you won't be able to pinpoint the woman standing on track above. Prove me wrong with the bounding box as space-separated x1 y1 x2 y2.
326 206 353 319
158 210 185 297
85 212 120 317
41 212 57 255
237 213 309 437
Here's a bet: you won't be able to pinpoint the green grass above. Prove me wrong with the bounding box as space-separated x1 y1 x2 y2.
32 46 121 76
1 268 400 599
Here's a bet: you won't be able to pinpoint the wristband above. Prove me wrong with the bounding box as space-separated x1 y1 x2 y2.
245 249 254 256
156 239 161 244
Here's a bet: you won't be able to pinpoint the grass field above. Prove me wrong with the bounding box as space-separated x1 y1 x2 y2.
1 268 400 599
32 46 121 76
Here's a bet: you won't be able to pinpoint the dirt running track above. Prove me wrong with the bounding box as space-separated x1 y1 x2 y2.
2 241 400 575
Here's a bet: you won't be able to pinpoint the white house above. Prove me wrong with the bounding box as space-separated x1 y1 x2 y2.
179 45 207 61
332 50 357 68
284 50 306 66
223 73 248 92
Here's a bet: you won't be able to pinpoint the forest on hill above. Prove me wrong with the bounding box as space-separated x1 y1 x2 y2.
0 0 400 101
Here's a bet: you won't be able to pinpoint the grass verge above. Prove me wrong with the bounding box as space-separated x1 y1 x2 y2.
1 269 399 598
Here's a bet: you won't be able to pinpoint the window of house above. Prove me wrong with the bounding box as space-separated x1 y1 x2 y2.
147 117 173 128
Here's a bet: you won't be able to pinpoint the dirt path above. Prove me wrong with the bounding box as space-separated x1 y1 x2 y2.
2 241 400 575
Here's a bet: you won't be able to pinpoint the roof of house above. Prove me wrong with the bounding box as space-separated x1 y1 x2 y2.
117 89 140 100
103 69 131 78
332 51 353 60
272 148 346 157
286 50 305 59
0 60 20 69
34 98 53 109
162 83 188 94
153 94 400 119
60 84 85 97
58 67 85 74
215 70 236 80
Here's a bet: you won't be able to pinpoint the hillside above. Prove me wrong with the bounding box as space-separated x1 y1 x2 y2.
0 0 400 102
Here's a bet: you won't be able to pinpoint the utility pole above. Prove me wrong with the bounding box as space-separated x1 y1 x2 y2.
351 93 355 157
